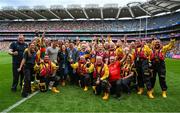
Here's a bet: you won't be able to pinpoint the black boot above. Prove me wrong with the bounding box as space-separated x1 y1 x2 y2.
21 92 28 98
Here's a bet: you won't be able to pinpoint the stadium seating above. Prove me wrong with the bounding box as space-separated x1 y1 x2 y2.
0 12 179 32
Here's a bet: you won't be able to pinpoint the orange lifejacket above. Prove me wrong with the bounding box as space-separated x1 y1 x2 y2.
93 63 105 79
135 47 147 60
76 61 87 75
40 61 52 77
96 51 104 58
150 50 165 62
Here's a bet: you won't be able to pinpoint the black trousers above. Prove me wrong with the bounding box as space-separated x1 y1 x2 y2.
57 69 67 81
68 65 78 85
40 76 60 88
136 59 152 91
78 74 90 87
116 76 133 97
12 63 24 90
93 79 110 95
22 66 34 95
110 81 117 95
151 61 167 91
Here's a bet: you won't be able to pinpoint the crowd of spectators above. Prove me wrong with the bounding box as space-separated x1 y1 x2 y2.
0 41 11 52
166 40 180 58
0 12 179 32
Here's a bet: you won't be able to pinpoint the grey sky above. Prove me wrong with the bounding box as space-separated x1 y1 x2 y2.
0 0 148 8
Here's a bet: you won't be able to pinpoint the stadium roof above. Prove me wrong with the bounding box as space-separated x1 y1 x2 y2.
0 0 179 20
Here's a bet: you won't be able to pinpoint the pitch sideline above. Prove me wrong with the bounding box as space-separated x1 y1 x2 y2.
1 91 39 113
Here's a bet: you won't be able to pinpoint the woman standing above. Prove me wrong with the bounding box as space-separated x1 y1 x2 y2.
18 43 37 97
57 45 69 86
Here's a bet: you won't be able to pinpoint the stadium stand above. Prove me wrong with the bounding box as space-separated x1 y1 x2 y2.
0 12 180 32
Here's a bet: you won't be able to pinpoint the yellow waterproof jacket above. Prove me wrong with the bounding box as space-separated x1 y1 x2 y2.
91 64 109 80
71 62 94 74
135 45 152 60
161 39 175 55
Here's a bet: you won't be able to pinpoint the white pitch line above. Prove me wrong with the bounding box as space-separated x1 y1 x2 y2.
2 91 39 113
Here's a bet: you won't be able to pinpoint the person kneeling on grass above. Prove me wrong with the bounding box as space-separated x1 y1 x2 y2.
92 56 110 100
35 55 60 93
108 52 127 98
116 54 136 100
71 55 93 91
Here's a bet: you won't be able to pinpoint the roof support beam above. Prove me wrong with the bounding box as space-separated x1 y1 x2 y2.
1 11 19 19
17 10 34 19
147 3 171 12
32 10 47 19
167 0 180 3
48 10 61 19
0 12 9 20
100 8 103 19
128 7 135 18
0 17 7 20
116 7 122 18
82 8 89 19
137 5 152 16
65 9 75 19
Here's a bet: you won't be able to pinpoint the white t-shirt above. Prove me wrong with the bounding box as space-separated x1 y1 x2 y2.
46 46 59 62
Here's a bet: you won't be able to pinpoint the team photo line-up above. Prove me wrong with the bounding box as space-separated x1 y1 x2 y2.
8 32 175 100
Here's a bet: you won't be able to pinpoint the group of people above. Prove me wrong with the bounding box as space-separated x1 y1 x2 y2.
8 33 175 100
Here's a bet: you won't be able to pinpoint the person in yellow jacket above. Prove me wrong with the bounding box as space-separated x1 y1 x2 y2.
91 56 110 100
35 55 60 93
116 40 124 61
150 39 175 98
134 40 154 99
71 55 94 91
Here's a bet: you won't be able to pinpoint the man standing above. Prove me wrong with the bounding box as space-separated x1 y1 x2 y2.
150 39 175 98
134 40 154 99
9 34 28 92
46 41 59 64
67 42 79 84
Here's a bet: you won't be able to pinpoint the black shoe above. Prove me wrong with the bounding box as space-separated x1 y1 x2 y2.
11 88 17 92
21 93 28 98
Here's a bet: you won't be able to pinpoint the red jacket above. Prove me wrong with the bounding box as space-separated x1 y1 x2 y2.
108 61 121 82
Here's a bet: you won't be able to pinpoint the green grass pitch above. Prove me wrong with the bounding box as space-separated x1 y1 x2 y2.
0 52 180 112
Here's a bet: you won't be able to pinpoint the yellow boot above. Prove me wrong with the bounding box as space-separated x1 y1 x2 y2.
102 92 109 100
147 90 154 99
137 88 144 95
51 87 60 93
92 86 97 94
84 86 88 91
162 91 167 98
